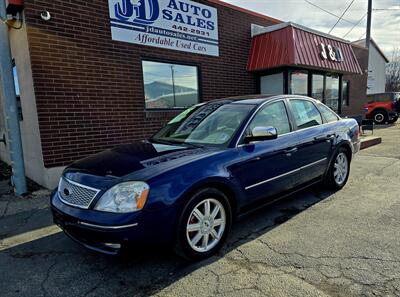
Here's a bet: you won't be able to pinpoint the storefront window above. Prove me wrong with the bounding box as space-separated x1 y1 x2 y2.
312 74 324 101
290 71 308 96
260 73 284 95
142 60 199 109
325 75 340 112
342 80 349 107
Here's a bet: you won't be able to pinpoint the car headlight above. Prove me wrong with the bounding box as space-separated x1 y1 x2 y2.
94 182 149 213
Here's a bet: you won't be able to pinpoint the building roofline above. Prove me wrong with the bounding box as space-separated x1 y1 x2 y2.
352 39 389 63
252 22 350 43
207 0 282 24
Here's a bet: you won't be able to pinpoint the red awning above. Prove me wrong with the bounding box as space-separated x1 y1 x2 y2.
248 23 362 74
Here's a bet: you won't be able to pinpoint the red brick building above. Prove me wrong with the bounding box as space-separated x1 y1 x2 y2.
0 0 367 188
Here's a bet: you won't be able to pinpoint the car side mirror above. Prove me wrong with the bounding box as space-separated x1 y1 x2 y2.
244 126 278 143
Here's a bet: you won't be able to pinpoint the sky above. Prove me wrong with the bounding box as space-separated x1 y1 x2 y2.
222 0 400 61
142 61 198 89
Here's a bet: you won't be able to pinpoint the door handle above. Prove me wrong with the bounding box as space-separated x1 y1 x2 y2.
284 147 298 155
314 134 335 141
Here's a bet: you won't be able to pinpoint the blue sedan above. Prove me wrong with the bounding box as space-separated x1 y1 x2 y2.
51 95 360 260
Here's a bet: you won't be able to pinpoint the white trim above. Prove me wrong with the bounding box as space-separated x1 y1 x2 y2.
252 22 350 43
245 158 327 190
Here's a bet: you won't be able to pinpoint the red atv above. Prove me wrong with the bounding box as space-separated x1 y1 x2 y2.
364 92 400 124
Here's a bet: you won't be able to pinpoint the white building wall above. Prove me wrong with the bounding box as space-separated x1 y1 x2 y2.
367 45 387 94
0 25 64 189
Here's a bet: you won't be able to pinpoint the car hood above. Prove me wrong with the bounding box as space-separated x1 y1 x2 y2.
64 141 212 178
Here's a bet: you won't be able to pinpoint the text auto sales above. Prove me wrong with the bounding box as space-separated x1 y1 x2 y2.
115 0 216 53
162 0 215 30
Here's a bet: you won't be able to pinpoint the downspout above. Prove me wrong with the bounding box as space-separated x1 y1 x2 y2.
0 0 27 196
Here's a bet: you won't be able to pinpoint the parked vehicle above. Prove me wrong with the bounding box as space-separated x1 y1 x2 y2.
364 92 400 124
51 95 360 260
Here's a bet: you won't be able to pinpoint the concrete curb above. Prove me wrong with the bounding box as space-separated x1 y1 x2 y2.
360 136 382 150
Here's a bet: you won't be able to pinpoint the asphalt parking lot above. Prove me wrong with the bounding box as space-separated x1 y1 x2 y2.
0 123 399 297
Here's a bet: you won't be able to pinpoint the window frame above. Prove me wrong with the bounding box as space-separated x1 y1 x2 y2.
141 57 202 111
289 70 309 96
316 102 340 123
287 98 324 131
246 100 292 136
237 99 293 146
342 80 350 107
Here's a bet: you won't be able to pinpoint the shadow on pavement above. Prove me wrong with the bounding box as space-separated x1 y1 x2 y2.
0 184 336 297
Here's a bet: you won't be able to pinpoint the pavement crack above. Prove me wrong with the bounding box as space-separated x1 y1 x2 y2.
40 258 58 297
0 200 10 218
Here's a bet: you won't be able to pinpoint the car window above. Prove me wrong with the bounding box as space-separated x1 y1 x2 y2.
290 99 323 130
318 103 339 123
152 103 254 147
248 101 291 135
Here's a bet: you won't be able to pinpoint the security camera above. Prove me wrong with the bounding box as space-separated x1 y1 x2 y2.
40 11 51 21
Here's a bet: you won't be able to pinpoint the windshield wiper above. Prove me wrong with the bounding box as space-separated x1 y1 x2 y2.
150 138 204 148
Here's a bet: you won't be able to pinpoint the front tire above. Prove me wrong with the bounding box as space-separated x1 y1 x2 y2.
175 188 232 261
324 148 351 190
373 110 388 124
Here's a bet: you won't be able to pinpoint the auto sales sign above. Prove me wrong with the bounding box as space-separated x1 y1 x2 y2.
108 0 219 56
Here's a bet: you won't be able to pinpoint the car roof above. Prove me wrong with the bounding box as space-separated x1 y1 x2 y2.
204 94 318 106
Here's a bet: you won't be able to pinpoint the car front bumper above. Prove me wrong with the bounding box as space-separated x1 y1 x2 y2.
51 191 177 255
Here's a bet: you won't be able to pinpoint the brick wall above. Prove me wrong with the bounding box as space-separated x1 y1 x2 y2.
24 0 277 168
342 45 369 116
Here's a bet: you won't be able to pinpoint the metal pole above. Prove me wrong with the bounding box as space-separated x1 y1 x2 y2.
366 0 372 49
170 65 176 107
0 0 27 196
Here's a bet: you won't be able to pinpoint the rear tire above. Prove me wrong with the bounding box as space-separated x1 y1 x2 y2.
174 188 232 261
373 110 388 124
324 147 351 190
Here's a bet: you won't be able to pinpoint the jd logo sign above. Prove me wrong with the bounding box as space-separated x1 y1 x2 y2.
108 0 219 56
114 0 159 24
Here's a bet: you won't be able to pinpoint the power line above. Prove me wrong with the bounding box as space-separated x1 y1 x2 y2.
328 0 357 34
373 8 400 11
303 0 357 25
342 12 367 38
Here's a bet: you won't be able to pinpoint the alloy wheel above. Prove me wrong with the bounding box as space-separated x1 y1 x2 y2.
374 113 384 123
186 198 226 253
334 152 349 185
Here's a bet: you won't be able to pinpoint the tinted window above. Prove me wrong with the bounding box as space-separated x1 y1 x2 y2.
248 101 291 135
260 73 284 95
318 104 339 123
312 74 324 101
152 103 254 147
325 75 339 112
290 100 322 130
290 71 308 96
142 60 198 109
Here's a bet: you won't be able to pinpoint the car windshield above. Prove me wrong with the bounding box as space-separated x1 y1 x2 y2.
151 102 254 147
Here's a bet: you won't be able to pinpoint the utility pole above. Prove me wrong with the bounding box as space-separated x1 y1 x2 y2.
366 0 372 49
0 0 27 196
170 65 176 107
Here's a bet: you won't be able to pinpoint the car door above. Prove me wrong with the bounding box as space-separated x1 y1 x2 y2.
230 100 300 204
287 99 334 186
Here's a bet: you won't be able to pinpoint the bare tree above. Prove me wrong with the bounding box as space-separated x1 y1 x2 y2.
386 48 400 92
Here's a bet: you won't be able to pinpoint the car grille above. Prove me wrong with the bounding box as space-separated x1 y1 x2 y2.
58 178 100 209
